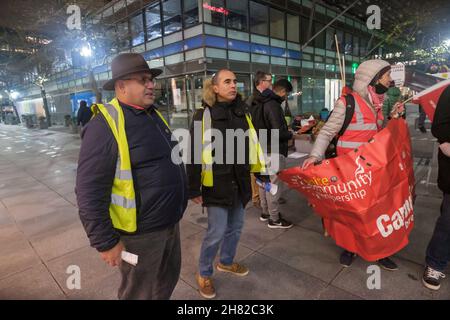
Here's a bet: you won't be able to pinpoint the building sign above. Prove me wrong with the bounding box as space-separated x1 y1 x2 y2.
203 3 229 15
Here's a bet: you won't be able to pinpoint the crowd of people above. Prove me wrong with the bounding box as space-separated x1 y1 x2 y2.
75 52 449 300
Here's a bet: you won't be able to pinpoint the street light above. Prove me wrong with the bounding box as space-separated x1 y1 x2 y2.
10 91 19 100
80 43 92 57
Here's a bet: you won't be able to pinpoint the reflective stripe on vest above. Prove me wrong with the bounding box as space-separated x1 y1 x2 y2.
201 108 214 187
336 140 365 149
336 93 379 155
200 107 265 187
91 98 170 232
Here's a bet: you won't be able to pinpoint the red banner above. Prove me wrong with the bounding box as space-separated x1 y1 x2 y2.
279 119 415 261
412 79 450 122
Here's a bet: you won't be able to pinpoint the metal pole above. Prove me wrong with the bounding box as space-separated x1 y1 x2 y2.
335 35 344 83
301 0 360 50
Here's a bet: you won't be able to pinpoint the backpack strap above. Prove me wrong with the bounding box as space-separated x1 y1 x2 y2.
336 94 356 138
324 94 356 159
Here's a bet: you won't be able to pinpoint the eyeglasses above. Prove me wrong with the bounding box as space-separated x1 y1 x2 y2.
121 76 154 86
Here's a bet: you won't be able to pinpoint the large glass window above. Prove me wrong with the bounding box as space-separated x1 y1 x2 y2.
249 1 268 35
235 74 251 100
203 0 226 27
270 9 285 39
300 16 309 44
314 22 325 49
326 27 335 50
146 2 162 41
183 0 200 28
162 0 182 35
286 77 300 115
226 1 248 31
360 37 368 57
335 29 344 53
353 36 359 56
313 78 325 111
344 32 353 55
130 13 144 46
116 20 130 49
287 14 299 43
301 77 314 112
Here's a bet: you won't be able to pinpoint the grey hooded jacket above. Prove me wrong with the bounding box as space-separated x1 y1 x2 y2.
309 59 390 159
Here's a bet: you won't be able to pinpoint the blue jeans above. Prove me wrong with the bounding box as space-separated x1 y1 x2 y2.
425 193 450 271
199 191 245 277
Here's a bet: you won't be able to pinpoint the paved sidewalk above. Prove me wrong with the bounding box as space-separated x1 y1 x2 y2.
0 105 448 300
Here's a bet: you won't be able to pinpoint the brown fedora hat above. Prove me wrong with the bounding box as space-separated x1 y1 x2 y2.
102 53 163 90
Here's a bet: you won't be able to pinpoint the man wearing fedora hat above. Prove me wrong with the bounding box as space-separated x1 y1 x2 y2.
76 53 188 299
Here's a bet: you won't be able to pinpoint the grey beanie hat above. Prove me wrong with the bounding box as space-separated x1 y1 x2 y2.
352 59 391 96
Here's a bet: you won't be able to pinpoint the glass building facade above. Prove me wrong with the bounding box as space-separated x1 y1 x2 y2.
14 0 402 128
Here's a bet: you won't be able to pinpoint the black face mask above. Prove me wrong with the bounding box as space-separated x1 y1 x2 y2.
374 83 389 94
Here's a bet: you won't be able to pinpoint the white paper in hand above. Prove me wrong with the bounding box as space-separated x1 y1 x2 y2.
288 152 309 159
439 142 450 158
269 183 278 196
121 251 138 266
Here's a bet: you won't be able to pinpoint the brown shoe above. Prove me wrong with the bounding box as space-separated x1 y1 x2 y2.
216 262 249 276
196 273 216 299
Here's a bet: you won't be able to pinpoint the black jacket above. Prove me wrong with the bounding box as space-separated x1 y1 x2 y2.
187 95 252 208
432 85 450 194
77 105 93 126
248 89 293 157
76 101 188 252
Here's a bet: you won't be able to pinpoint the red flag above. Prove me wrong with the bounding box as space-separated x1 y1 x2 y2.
412 79 450 122
279 119 415 261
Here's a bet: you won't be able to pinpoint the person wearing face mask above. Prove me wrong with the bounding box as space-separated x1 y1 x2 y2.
302 59 404 270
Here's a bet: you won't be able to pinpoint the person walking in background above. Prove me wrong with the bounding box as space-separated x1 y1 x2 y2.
418 105 428 133
250 78 295 229
246 71 273 209
76 100 93 129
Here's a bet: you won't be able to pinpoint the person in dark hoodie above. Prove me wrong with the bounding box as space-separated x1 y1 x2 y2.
187 69 264 299
422 85 450 291
250 78 295 229
76 100 92 128
246 71 273 209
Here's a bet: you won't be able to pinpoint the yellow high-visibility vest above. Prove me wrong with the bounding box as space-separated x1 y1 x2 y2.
91 98 170 232
201 107 266 187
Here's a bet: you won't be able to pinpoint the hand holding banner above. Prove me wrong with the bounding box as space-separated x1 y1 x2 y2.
279 119 415 261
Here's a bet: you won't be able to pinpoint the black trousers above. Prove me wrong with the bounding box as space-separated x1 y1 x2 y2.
426 193 450 271
118 223 181 300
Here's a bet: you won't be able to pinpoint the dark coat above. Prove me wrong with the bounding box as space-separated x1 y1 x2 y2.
249 89 293 157
186 95 252 208
432 85 450 194
76 101 188 252
77 104 93 127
